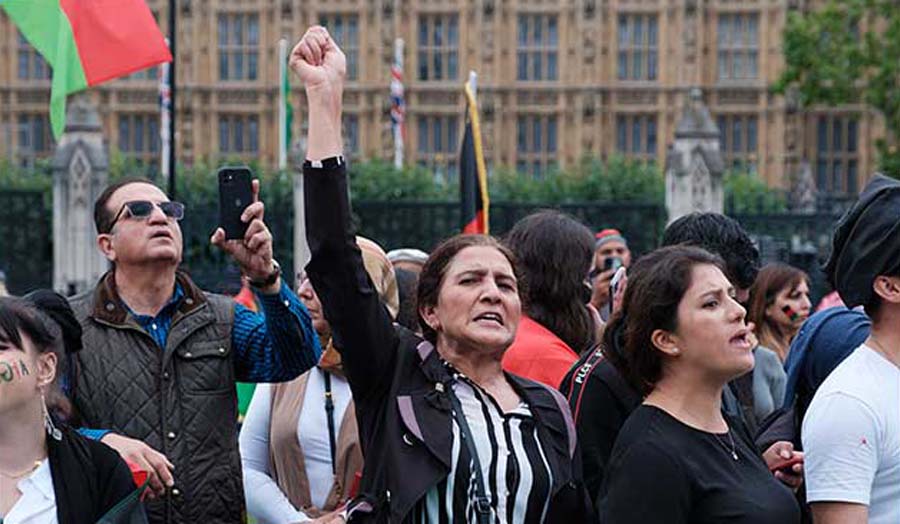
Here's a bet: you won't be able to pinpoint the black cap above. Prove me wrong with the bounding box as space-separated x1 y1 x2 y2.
23 289 83 354
824 174 900 307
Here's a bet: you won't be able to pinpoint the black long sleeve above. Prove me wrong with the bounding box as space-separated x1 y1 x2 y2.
303 162 400 414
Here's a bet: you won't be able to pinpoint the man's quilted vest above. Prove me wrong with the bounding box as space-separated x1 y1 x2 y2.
69 272 245 524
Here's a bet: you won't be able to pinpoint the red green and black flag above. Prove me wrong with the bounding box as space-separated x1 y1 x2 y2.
460 82 489 234
1 0 172 139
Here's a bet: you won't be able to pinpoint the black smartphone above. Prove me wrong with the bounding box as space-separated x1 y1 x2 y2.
217 166 253 240
603 256 624 272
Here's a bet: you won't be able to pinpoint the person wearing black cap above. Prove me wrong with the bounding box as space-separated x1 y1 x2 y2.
0 292 144 524
802 174 900 524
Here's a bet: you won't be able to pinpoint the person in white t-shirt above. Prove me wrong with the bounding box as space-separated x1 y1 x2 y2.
803 174 900 524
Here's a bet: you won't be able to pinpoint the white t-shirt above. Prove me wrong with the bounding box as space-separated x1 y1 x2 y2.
802 344 900 524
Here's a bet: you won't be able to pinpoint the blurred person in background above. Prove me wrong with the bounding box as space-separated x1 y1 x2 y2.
748 263 811 363
386 248 428 275
589 229 631 319
502 210 598 388
240 237 398 524
393 267 421 333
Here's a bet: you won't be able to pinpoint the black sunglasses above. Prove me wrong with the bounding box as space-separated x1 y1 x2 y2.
107 200 185 232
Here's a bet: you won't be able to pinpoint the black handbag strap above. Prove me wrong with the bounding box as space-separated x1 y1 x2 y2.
445 379 492 524
323 371 337 474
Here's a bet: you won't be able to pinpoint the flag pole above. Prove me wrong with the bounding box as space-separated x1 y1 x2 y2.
391 38 405 170
278 38 288 170
166 0 177 199
468 70 477 99
159 51 170 185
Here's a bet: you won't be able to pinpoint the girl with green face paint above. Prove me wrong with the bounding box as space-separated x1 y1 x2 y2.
0 297 61 519
0 295 145 523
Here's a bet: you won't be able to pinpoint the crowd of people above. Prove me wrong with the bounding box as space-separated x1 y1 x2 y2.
2 26 899 524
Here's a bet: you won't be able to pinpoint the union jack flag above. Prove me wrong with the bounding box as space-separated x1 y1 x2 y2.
390 39 405 168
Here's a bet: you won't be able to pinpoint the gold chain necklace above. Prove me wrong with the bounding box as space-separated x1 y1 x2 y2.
0 460 42 479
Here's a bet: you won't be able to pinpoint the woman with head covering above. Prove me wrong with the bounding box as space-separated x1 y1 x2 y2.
240 237 398 524
290 26 592 524
0 293 143 524
598 246 800 523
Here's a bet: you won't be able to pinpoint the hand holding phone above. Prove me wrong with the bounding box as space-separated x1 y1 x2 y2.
210 168 278 289
609 267 628 314
217 166 254 240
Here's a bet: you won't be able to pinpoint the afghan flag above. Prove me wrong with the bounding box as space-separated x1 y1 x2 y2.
460 82 489 234
1 0 172 139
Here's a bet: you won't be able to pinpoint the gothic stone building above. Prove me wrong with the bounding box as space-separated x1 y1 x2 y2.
0 0 880 196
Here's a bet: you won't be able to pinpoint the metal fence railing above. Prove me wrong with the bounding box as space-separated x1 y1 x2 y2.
0 186 849 304
0 190 52 295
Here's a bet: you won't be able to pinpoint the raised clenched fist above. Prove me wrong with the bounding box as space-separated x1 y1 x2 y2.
290 26 346 92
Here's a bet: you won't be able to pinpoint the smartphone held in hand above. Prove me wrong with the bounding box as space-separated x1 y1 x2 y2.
217 166 253 240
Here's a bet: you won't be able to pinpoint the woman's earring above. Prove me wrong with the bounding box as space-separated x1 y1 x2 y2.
671 348 680 355
41 391 62 441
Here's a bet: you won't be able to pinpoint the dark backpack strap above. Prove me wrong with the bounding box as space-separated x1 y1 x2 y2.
566 346 605 423
323 371 337 474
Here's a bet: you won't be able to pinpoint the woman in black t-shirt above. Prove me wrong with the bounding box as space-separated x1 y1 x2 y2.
597 246 800 523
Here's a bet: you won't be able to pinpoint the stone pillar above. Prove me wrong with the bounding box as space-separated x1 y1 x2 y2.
664 88 725 224
291 138 309 287
52 94 109 295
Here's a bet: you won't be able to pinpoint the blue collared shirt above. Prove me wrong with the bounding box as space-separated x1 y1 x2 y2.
126 280 321 382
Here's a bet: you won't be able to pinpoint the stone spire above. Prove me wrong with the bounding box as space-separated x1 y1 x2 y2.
665 88 726 223
52 94 109 295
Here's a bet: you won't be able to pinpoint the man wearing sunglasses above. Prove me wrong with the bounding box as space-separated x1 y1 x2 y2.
66 177 321 524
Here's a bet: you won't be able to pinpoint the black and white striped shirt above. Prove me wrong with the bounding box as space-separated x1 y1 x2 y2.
407 372 555 524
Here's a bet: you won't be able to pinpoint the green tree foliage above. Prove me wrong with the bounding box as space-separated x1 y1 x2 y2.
775 0 900 176
491 156 665 203
0 159 52 191
724 170 787 213
2 154 784 212
348 159 452 200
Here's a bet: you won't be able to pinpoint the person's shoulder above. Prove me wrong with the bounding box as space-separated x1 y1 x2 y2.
755 345 781 367
508 317 577 357
203 290 238 309
817 345 898 399
610 407 686 471
511 374 576 451
617 406 674 445
67 288 96 321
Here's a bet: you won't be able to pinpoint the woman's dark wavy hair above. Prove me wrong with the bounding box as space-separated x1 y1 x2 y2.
505 210 596 353
602 245 725 396
417 234 521 344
